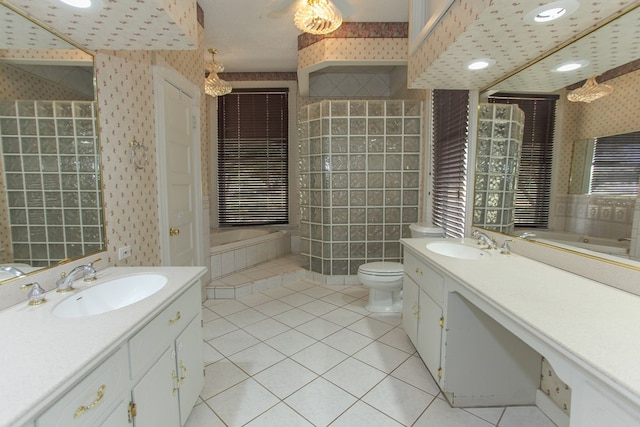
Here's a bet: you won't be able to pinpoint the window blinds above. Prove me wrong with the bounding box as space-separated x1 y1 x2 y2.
591 131 640 195
217 89 289 226
432 89 470 238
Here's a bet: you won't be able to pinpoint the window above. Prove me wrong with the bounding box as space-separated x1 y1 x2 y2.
432 89 470 238
590 131 640 194
217 89 289 226
489 94 557 228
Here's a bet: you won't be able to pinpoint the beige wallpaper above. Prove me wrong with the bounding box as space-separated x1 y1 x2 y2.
95 25 206 267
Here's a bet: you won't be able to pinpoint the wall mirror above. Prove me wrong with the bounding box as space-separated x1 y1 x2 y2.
476 5 640 265
0 3 105 282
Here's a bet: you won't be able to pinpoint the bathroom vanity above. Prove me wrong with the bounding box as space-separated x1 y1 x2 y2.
401 238 640 426
0 266 206 427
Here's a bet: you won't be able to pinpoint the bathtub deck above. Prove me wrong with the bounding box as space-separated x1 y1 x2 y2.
207 254 308 299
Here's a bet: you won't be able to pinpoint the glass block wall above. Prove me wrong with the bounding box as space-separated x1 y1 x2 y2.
474 103 524 234
0 100 103 267
299 100 422 276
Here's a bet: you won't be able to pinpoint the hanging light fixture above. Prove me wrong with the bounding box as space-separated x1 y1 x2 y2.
204 49 232 97
567 76 614 103
294 0 343 35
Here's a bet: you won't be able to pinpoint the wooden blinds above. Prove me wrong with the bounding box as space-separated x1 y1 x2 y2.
217 89 289 226
432 89 470 238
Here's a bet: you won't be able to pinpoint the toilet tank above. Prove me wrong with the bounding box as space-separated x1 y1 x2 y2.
409 223 444 238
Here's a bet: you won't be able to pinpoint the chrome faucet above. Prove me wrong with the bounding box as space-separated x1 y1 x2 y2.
57 258 101 293
471 230 498 249
0 266 25 277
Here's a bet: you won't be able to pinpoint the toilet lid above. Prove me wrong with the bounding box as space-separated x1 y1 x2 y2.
358 262 404 275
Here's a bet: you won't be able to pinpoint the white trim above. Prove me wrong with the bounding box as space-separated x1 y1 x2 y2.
409 0 456 55
152 57 204 268
535 389 570 427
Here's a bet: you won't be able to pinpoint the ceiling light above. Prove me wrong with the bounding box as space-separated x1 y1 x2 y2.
567 76 614 103
553 60 589 72
294 0 343 35
467 58 495 70
58 0 92 8
204 49 232 97
534 7 566 22
524 0 579 24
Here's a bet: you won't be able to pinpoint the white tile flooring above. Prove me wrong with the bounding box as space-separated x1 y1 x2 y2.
187 262 557 427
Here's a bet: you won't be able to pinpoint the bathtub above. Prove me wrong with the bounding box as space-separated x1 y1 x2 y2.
210 228 291 278
519 230 630 256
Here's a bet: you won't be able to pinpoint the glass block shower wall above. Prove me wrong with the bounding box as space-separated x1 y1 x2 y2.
474 103 524 234
299 100 422 276
0 100 103 267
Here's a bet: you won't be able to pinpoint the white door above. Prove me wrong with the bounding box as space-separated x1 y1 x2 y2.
154 60 203 267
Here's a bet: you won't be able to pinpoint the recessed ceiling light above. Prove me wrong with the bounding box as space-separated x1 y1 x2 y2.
59 0 92 8
535 7 566 22
467 58 495 70
524 0 579 24
553 60 590 72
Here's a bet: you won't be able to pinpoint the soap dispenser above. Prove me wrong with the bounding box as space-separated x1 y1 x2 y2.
22 282 47 306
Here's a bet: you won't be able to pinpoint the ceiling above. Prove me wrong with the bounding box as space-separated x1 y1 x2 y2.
198 0 410 73
2 0 639 92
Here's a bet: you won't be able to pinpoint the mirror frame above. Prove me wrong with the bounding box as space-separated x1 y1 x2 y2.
0 2 106 284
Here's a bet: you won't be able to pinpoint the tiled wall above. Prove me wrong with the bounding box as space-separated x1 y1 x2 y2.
554 194 635 240
474 103 524 234
0 100 102 266
299 100 421 276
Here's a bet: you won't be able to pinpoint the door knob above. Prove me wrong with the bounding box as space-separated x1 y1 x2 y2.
169 227 180 236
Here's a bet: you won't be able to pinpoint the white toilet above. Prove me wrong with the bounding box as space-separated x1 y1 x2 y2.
357 223 445 313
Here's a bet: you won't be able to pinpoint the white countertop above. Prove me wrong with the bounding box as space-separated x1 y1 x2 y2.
0 266 206 427
401 237 640 408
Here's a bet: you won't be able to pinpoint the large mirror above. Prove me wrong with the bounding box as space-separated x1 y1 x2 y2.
0 3 104 281
476 5 640 264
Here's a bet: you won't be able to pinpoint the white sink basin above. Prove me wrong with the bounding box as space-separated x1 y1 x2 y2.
53 274 167 318
426 242 491 260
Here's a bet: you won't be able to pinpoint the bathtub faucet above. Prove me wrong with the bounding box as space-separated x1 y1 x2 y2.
618 237 631 242
519 232 537 239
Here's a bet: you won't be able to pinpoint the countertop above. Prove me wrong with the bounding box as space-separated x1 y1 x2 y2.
401 237 640 408
0 266 206 427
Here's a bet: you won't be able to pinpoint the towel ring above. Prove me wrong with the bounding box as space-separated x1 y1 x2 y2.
130 138 148 170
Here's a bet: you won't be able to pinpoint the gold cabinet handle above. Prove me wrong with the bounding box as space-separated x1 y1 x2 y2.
169 227 180 236
171 361 188 396
415 267 423 276
171 370 180 396
412 302 420 320
74 385 106 419
168 311 181 325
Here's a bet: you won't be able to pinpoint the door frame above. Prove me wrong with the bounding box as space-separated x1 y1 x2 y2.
153 57 203 267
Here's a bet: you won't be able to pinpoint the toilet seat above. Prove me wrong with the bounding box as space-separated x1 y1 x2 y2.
358 262 403 276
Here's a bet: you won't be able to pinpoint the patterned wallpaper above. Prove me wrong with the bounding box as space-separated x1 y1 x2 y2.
96 27 206 267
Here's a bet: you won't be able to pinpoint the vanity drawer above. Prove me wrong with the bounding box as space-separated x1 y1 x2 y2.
37 346 128 427
128 282 201 380
404 251 444 306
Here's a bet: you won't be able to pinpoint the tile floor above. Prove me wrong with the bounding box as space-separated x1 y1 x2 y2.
186 262 557 427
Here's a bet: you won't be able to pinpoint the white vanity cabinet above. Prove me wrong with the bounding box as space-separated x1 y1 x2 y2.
129 282 203 427
36 346 130 427
403 247 541 407
402 252 444 381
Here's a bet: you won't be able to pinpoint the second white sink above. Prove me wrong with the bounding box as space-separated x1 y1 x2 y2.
53 273 168 318
426 241 491 260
